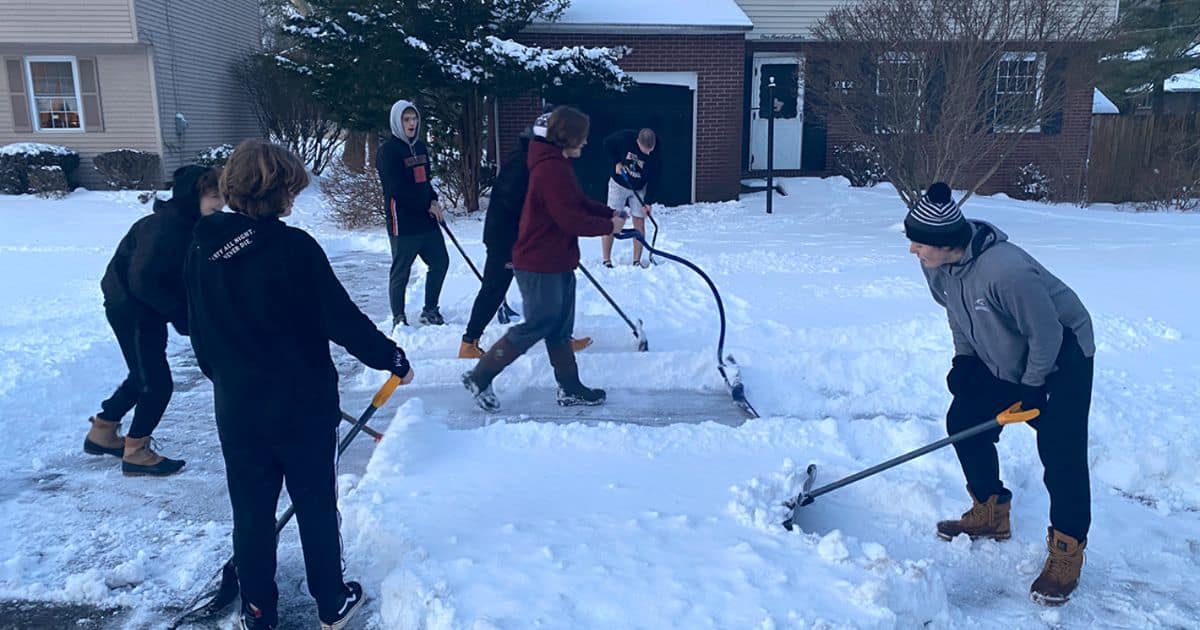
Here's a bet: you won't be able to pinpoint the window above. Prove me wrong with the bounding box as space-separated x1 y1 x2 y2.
758 63 800 120
876 52 922 97
24 57 84 132
994 52 1046 133
875 52 923 133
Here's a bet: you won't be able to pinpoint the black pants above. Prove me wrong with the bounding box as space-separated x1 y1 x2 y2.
505 270 575 353
98 302 173 439
388 229 449 321
464 247 514 341
948 330 1094 541
222 430 345 624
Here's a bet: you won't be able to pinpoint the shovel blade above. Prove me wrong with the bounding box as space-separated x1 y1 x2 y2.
781 464 818 531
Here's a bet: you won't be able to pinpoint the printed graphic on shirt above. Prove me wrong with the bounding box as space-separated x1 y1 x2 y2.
405 154 430 184
622 152 646 181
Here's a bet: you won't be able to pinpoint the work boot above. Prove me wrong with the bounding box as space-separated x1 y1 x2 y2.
547 342 605 406
570 336 593 353
419 306 445 325
1030 527 1086 606
83 416 125 458
936 487 1011 541
463 336 522 411
122 436 185 477
393 313 408 328
459 337 485 359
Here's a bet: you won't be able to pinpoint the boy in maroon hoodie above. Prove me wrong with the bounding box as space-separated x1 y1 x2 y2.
462 106 623 411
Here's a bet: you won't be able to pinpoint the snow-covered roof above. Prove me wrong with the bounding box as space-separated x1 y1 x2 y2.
1092 88 1119 115
1165 69 1200 93
530 0 753 32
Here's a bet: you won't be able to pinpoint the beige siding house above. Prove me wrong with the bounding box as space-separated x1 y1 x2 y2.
0 0 261 188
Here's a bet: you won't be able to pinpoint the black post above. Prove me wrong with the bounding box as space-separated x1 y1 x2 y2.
766 76 776 215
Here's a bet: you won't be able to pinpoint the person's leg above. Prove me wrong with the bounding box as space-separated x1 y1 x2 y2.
631 216 646 264
278 428 349 622
98 303 142 423
222 440 285 626
1034 337 1094 542
126 317 172 439
547 272 603 403
417 228 450 313
946 373 1020 500
388 234 422 324
468 271 561 390
464 249 514 342
602 179 627 265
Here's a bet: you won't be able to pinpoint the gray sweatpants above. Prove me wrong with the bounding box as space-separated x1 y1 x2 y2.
505 270 576 353
388 229 449 320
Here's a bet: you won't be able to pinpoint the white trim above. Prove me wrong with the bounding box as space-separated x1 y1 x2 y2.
994 51 1046 134
144 51 167 173
629 71 698 204
23 56 85 134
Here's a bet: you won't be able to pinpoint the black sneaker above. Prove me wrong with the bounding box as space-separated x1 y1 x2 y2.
556 385 606 406
462 371 500 412
240 602 276 630
320 581 365 630
393 313 408 328
602 260 613 269
419 307 445 325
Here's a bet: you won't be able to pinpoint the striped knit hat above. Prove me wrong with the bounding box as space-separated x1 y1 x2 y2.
904 182 972 248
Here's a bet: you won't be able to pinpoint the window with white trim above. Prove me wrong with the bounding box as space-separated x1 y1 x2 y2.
25 57 84 132
994 52 1046 133
875 52 923 133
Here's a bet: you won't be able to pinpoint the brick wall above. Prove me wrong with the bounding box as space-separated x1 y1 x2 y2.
498 33 745 202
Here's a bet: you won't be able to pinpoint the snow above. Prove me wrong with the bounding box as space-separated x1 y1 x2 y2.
1165 68 1200 93
1092 88 1119 115
0 142 75 157
2 178 1200 627
548 0 752 28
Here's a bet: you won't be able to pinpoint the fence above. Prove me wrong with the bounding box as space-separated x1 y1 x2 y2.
1088 113 1200 206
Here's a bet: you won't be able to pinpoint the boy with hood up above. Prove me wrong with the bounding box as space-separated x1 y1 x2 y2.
87 164 223 477
376 99 449 328
906 182 1095 606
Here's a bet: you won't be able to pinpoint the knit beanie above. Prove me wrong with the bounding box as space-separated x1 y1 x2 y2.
904 182 971 248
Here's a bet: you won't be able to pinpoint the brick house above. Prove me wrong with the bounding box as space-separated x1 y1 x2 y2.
0 0 262 188
499 0 1116 203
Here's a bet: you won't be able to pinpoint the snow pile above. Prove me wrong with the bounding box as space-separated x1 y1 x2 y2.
0 142 75 157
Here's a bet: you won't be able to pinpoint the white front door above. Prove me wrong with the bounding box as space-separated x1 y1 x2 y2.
749 54 804 170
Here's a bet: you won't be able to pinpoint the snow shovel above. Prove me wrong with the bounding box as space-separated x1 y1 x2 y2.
439 220 520 325
576 261 649 352
622 172 660 266
169 374 407 629
780 402 1040 531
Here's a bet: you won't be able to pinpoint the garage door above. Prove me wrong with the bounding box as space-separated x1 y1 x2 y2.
559 83 694 207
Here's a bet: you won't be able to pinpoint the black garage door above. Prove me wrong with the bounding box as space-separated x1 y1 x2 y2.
554 83 694 207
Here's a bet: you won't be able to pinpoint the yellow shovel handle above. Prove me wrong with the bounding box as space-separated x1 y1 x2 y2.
371 374 403 408
997 401 1040 425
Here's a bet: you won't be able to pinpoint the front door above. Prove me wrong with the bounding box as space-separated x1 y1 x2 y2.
749 54 804 170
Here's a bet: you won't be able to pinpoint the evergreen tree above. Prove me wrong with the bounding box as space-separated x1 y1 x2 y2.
1099 0 1200 114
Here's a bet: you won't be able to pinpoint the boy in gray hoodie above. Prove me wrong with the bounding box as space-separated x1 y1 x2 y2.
906 183 1095 606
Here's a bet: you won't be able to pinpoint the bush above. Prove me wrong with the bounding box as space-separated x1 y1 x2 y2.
0 142 80 194
27 165 71 198
195 144 234 168
93 149 162 190
320 162 384 229
1015 163 1054 202
833 143 885 187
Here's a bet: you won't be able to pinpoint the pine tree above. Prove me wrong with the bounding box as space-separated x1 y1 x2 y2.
279 0 631 211
1099 0 1200 114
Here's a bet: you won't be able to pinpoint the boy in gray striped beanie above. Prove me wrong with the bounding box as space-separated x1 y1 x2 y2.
904 182 972 249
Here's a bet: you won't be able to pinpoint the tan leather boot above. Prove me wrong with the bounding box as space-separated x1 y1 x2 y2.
458 339 485 359
1030 527 1086 606
936 487 1011 541
122 436 185 477
570 336 593 352
84 416 125 458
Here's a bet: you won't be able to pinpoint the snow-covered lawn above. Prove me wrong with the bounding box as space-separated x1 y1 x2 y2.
1 179 1197 629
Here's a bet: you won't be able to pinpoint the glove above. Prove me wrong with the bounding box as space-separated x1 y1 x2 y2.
1020 384 1048 413
946 355 984 397
390 347 412 380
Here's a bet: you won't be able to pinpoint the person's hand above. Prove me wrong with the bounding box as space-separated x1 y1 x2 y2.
641 204 652 216
1020 384 1047 413
611 215 625 234
615 163 627 177
428 200 444 222
946 355 983 396
391 348 415 384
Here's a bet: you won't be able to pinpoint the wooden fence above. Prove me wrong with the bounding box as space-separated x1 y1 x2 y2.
1088 113 1200 204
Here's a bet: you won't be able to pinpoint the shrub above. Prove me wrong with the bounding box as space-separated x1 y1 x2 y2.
28 165 71 198
93 149 162 190
833 143 886 188
196 144 234 168
1015 163 1054 202
0 142 80 194
320 162 384 229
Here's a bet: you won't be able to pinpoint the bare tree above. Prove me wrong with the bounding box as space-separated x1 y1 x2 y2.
812 0 1113 207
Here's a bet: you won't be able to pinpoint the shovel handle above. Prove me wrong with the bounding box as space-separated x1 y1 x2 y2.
372 374 403 408
997 402 1040 425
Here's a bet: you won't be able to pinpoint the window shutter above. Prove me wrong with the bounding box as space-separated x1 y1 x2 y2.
77 57 104 132
5 59 32 132
1041 55 1068 136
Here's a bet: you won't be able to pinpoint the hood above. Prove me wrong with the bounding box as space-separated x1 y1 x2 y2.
527 137 564 170
159 164 211 222
152 197 199 225
389 99 420 147
945 220 1009 274
192 211 283 263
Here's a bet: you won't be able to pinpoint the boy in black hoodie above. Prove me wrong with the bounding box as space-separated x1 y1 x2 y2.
87 164 223 477
185 140 414 630
376 99 449 328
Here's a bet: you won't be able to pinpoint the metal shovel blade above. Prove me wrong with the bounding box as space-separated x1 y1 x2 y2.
781 464 818 531
635 319 649 352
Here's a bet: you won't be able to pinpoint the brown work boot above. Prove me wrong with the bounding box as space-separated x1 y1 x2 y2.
936 488 1011 541
458 338 485 359
1030 527 1086 606
122 436 185 477
83 416 125 458
570 336 593 352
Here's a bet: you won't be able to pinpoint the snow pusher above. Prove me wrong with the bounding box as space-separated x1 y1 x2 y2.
577 261 649 352
612 228 759 418
781 403 1039 531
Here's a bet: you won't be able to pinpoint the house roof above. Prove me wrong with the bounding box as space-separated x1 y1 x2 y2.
1165 69 1200 93
527 0 753 32
1092 88 1120 115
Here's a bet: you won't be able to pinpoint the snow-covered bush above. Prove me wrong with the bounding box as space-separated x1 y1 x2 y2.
93 149 162 190
195 144 234 168
0 143 80 194
320 161 384 229
1016 163 1054 202
27 165 70 198
834 143 886 188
